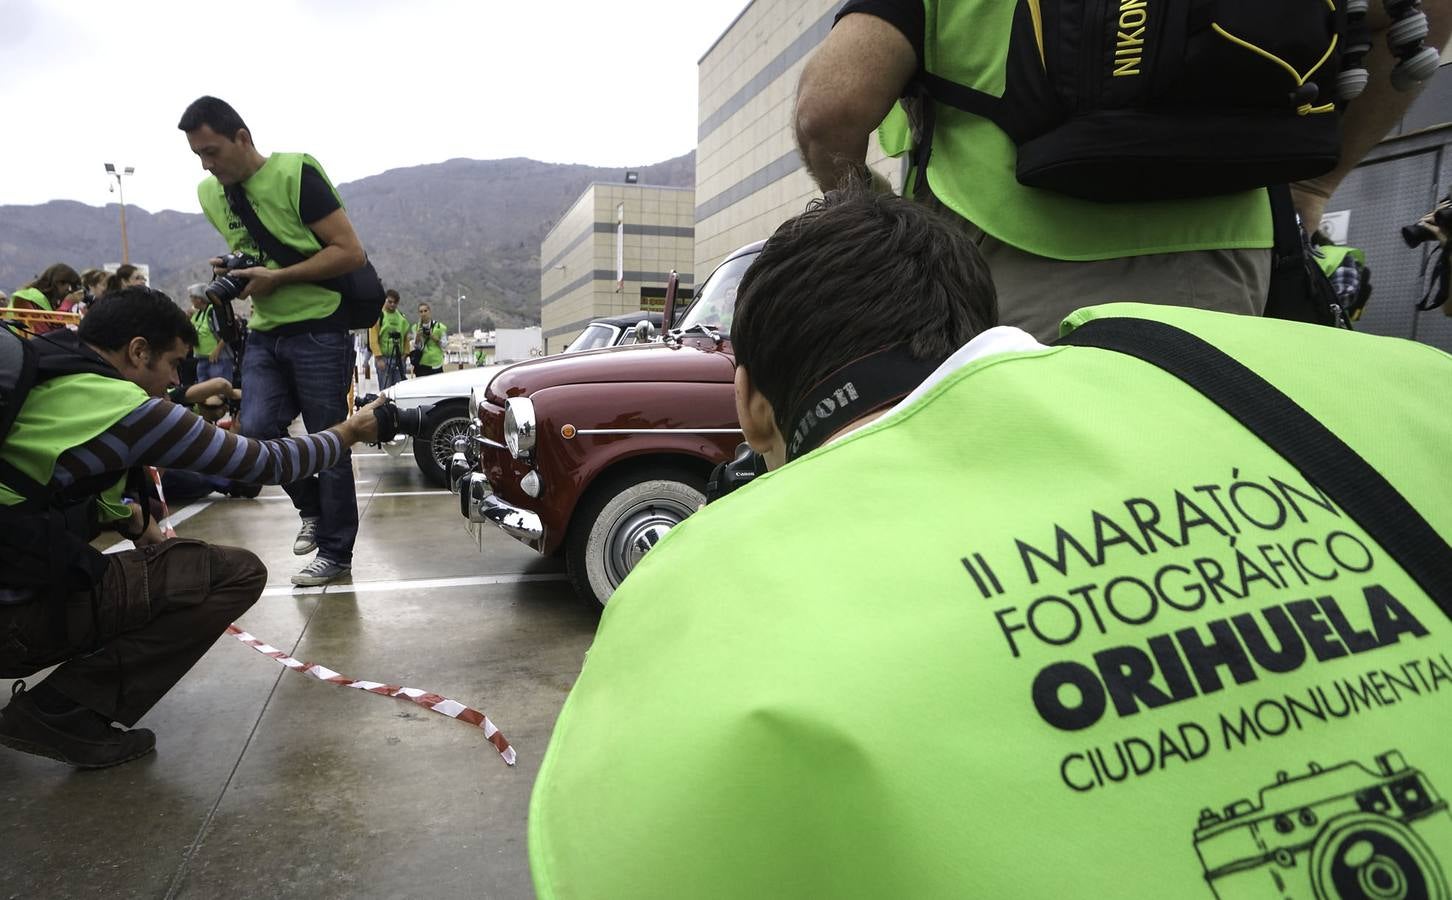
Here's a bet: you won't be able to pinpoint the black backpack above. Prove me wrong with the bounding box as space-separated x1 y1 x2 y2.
920 0 1349 201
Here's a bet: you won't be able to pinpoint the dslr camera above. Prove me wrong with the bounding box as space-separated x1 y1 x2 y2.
1402 193 1451 248
1193 750 1451 899
355 393 432 443
205 252 261 303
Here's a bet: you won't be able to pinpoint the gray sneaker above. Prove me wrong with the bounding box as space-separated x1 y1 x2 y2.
291 557 351 587
293 517 320 555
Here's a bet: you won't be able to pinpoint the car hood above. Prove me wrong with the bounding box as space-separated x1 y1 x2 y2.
488 341 734 401
384 366 505 407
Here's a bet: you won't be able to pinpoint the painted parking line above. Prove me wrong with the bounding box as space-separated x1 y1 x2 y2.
261 571 570 597
251 489 451 500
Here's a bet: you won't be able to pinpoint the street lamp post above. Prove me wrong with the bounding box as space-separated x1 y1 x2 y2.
104 163 135 265
457 287 466 336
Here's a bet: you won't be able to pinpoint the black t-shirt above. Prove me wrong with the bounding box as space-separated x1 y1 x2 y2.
836 0 924 62
298 164 341 225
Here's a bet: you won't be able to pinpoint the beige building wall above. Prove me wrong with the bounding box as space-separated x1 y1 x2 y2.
540 183 696 354
695 0 900 280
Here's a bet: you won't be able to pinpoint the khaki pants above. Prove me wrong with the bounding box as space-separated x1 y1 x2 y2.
0 539 265 726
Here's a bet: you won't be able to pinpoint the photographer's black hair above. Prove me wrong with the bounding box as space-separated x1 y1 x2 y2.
79 287 198 352
177 96 250 139
730 186 997 435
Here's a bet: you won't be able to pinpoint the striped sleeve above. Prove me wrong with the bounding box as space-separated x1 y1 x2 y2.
53 399 348 488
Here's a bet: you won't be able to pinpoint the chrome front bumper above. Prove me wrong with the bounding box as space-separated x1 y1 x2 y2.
459 473 544 543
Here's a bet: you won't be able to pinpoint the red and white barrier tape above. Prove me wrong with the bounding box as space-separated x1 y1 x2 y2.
147 466 179 538
226 625 517 766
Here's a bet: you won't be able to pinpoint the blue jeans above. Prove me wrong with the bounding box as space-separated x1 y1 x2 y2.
376 356 404 391
195 352 234 384
240 329 358 564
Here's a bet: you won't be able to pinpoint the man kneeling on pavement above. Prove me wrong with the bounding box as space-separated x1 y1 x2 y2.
0 287 383 769
528 189 1452 897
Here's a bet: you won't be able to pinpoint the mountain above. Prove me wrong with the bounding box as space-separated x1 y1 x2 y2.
0 153 695 331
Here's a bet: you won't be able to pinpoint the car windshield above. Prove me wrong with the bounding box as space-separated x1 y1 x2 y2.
565 323 620 353
675 252 757 334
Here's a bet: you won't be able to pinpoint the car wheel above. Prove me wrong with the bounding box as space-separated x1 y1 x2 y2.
413 401 471 488
567 468 706 606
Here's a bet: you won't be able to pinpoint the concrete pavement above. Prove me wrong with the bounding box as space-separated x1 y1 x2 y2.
0 446 599 899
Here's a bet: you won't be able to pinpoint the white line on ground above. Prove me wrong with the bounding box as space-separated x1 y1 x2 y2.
261 571 569 597
251 489 450 500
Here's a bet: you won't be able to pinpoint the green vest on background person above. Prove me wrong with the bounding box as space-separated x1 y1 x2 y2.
10 287 54 312
880 0 1272 262
377 310 409 357
196 152 344 332
415 320 445 368
528 303 1452 899
191 307 220 358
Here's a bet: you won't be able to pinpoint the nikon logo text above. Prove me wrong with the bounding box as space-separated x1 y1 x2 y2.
1114 0 1147 77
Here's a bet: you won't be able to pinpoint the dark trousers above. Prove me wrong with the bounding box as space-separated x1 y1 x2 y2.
0 540 265 725
413 364 441 378
240 328 358 564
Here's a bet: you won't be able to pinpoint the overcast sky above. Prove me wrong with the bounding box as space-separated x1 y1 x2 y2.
0 0 749 214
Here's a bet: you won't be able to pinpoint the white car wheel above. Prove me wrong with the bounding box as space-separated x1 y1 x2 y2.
567 470 705 606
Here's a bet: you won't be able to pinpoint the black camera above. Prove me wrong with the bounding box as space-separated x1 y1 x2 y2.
205 252 261 304
1401 194 1451 248
705 443 768 504
354 393 431 443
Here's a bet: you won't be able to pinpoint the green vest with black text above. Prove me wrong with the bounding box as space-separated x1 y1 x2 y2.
530 303 1452 899
881 0 1273 261
197 152 343 332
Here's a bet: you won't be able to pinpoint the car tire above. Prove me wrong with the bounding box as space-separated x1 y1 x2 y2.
567 467 706 606
413 401 472 488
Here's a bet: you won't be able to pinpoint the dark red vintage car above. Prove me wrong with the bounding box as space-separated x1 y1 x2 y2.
455 241 762 605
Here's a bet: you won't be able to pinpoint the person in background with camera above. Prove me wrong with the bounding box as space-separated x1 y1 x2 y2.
409 302 446 378
186 283 234 384
10 263 82 335
527 188 1452 897
372 289 409 390
0 287 386 769
179 95 368 587
794 0 1451 339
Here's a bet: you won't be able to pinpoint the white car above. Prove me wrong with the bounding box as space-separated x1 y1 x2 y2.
382 312 663 485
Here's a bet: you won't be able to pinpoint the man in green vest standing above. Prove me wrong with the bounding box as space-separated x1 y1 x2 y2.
374 290 410 390
0 287 384 769
180 96 368 586
410 302 446 378
528 189 1452 897
794 0 1450 340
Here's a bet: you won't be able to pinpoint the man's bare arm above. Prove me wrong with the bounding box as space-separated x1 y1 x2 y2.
795 13 918 192
1293 1 1452 226
235 208 368 299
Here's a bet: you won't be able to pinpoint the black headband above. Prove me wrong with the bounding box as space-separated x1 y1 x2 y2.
783 344 947 462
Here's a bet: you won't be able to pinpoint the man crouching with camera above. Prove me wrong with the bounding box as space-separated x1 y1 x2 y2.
0 287 387 769
526 188 1452 897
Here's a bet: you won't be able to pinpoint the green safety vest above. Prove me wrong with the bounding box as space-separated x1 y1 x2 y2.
0 373 147 509
530 303 1452 898
197 152 344 332
877 1 1273 261
191 306 219 358
11 287 53 312
377 310 409 356
415 320 445 367
1315 244 1367 279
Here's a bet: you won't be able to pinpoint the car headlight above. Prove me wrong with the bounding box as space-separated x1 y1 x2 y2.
503 396 536 459
469 385 487 421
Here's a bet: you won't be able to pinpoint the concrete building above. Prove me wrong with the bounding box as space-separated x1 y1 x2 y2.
694 0 900 279
539 182 695 354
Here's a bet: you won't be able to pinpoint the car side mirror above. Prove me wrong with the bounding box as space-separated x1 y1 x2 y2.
634 319 656 342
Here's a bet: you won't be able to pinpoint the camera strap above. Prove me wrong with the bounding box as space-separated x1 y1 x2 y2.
783 344 946 463
1058 316 1452 620
225 185 309 269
